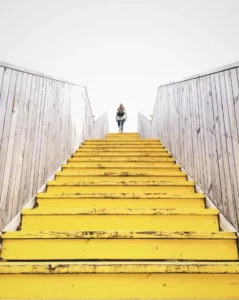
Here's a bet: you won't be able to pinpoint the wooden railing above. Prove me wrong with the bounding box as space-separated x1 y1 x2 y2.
138 62 239 231
0 61 108 231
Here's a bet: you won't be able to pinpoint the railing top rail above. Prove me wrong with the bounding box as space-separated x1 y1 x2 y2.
159 60 239 88
138 112 151 122
0 60 85 87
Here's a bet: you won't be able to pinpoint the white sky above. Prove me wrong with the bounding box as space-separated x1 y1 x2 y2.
0 0 239 132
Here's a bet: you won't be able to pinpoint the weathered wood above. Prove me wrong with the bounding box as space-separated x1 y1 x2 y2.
5 72 28 224
0 62 108 232
139 63 239 231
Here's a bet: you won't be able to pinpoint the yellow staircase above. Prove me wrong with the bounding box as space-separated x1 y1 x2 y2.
0 133 239 299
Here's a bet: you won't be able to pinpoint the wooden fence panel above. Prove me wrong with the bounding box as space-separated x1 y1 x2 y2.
0 61 108 231
138 62 239 231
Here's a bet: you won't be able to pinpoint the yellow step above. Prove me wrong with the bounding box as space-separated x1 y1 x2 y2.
57 170 183 176
36 192 205 209
0 262 239 299
64 162 177 168
81 145 165 148
84 141 162 144
1 231 237 261
47 180 195 193
78 148 167 152
56 170 185 176
20 208 218 231
106 134 140 137
68 158 175 164
62 165 182 172
55 173 187 182
70 156 172 162
74 151 171 157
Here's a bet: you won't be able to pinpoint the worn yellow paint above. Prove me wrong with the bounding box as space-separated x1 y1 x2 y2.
20 208 219 231
56 175 187 181
74 151 171 157
68 154 172 162
56 170 186 178
1 273 239 299
68 159 176 165
1 237 237 260
62 166 182 173
81 145 165 149
36 197 205 209
61 167 182 173
46 180 195 193
55 170 185 175
47 185 195 194
37 192 205 199
5 230 234 239
1 132 238 297
36 193 205 209
69 157 174 163
64 162 177 168
21 207 218 215
21 214 219 231
1 261 239 274
78 148 167 152
84 141 163 144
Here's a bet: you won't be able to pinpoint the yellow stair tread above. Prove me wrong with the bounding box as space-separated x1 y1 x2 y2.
62 164 181 169
55 171 186 176
36 192 205 199
1 261 239 274
21 208 218 215
47 180 195 186
70 157 172 162
86 139 158 142
83 141 162 144
80 146 165 149
2 230 236 239
77 148 166 151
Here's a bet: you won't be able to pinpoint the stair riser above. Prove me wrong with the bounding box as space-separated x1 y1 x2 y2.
21 215 218 231
81 145 165 149
36 198 205 209
55 176 187 181
0 273 239 299
56 170 184 175
84 142 162 144
74 152 171 157
71 156 172 161
65 162 176 168
78 149 167 152
2 239 237 260
69 158 174 163
62 167 181 172
47 186 195 193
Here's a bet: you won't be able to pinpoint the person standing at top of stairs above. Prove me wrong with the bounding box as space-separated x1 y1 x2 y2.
116 104 127 132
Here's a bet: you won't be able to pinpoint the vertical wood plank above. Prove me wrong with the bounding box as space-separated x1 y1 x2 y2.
5 72 28 224
203 75 221 207
13 74 33 213
216 72 235 225
224 70 239 228
0 70 19 228
18 75 39 208
200 77 212 197
26 76 43 199
0 68 12 143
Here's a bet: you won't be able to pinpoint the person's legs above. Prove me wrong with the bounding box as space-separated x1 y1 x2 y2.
117 120 121 132
121 119 125 132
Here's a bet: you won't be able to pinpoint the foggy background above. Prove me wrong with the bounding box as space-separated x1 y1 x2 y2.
0 0 239 132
